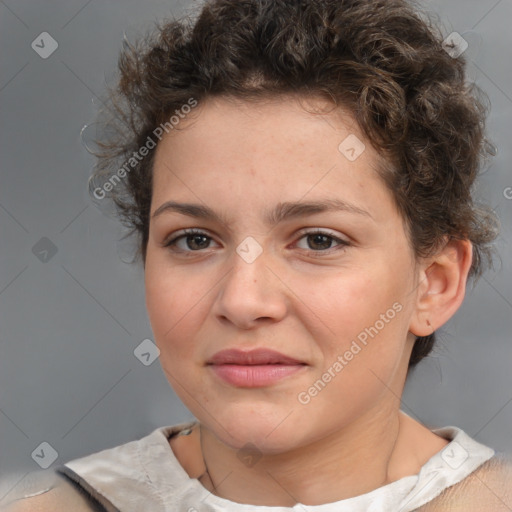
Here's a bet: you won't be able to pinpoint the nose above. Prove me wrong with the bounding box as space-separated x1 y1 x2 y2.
212 244 288 330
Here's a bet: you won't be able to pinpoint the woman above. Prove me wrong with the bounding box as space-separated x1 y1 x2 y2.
6 0 511 510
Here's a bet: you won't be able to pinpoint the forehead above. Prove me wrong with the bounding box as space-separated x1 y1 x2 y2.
150 95 394 223
155 94 365 152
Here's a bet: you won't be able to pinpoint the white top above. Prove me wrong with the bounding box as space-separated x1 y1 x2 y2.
48 419 496 512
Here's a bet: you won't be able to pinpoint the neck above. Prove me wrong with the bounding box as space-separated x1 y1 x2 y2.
197 405 414 507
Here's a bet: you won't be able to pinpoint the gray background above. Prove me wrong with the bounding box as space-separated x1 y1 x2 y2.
0 0 511 504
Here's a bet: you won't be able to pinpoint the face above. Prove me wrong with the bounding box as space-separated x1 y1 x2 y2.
145 95 420 452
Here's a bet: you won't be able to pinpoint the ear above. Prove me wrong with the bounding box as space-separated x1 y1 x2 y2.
408 237 473 337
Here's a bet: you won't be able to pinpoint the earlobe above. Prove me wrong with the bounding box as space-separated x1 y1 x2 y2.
408 238 473 337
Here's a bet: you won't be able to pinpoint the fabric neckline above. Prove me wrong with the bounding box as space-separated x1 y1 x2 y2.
137 420 495 511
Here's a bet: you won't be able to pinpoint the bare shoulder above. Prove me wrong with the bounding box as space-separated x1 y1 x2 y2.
2 471 102 512
418 454 512 511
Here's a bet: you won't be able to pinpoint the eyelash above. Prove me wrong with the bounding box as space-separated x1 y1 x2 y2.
162 228 350 256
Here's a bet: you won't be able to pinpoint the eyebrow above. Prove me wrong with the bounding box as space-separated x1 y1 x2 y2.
151 198 374 225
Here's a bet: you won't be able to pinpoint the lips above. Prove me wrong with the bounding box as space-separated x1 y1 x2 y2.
206 348 307 387
207 348 305 366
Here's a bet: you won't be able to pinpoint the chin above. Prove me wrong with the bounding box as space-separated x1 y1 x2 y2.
203 405 311 453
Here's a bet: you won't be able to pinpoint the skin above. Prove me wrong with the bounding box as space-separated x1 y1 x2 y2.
144 94 473 506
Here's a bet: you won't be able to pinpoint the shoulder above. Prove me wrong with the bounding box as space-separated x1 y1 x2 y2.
418 453 512 511
2 471 110 512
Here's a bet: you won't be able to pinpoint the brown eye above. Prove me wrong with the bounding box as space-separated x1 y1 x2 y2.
295 230 350 253
306 233 335 250
163 229 217 252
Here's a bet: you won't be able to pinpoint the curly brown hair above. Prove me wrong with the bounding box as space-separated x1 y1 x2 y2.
87 0 499 368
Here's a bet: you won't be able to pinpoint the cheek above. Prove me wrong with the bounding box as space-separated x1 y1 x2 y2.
144 261 205 356
295 266 409 377
296 268 399 339
295 275 408 420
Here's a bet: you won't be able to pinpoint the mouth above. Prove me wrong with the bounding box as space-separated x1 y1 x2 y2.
207 348 306 366
206 348 307 387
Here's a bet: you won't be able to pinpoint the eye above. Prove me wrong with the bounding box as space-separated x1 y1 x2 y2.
162 228 350 255
163 229 217 252
295 229 350 253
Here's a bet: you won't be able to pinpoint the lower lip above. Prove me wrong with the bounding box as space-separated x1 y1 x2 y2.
209 364 306 387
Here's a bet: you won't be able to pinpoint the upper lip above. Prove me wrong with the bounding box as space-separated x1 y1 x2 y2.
207 348 306 365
